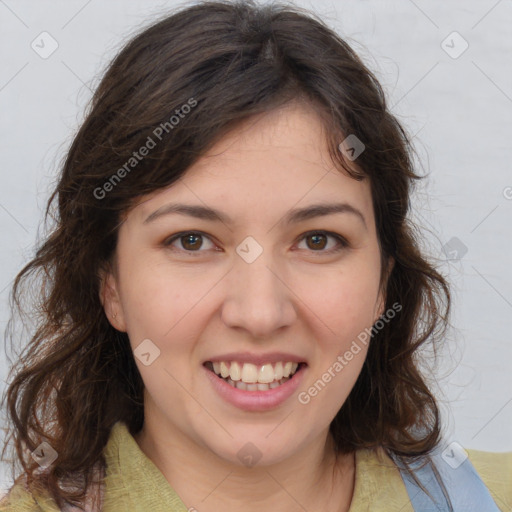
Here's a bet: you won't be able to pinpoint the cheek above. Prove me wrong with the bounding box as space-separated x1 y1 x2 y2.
117 253 211 339
294 262 381 340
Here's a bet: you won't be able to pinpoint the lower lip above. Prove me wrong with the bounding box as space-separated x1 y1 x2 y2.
203 364 307 412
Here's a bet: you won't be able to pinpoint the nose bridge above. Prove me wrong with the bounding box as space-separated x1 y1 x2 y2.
221 244 296 336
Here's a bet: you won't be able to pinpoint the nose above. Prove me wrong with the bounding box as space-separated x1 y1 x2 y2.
220 249 297 338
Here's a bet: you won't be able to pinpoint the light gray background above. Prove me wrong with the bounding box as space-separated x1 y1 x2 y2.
1 0 511 493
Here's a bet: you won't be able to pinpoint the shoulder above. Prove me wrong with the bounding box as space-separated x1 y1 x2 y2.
0 423 134 512
351 448 415 511
0 482 47 512
467 448 512 511
352 447 512 511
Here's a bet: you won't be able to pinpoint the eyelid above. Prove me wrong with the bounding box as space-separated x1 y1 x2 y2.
163 230 348 255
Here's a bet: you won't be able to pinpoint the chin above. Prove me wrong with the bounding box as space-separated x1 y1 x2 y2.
204 430 305 469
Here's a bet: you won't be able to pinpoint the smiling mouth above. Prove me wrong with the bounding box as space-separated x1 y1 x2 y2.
204 360 307 391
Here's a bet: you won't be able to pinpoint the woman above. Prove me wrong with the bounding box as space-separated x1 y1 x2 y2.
1 1 510 511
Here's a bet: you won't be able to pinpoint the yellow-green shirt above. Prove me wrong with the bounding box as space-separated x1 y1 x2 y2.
2 422 511 511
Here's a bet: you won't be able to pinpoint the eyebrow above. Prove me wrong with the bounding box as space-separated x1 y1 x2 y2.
143 202 367 229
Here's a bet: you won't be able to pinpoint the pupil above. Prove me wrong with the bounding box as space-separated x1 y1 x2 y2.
308 234 326 250
183 234 201 250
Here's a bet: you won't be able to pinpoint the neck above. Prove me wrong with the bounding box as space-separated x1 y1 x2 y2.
135 415 355 512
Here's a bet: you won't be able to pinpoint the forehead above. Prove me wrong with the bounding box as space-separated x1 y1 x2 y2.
134 101 374 228
195 101 341 175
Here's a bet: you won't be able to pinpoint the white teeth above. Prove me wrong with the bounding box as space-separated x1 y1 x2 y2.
230 361 241 381
224 376 290 391
235 380 247 390
220 361 230 378
258 364 274 383
274 361 283 380
210 360 301 384
240 363 259 383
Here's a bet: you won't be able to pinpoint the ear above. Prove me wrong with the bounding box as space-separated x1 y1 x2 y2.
98 264 127 332
373 256 395 323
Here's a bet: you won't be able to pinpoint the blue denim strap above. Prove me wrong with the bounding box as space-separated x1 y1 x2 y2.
396 447 501 511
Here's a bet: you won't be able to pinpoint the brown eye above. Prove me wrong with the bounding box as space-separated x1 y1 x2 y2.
164 231 216 254
306 233 328 250
297 231 348 253
181 233 203 251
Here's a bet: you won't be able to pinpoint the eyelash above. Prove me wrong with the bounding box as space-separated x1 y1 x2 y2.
162 230 348 256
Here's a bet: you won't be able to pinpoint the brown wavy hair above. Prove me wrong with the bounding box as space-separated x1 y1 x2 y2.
1 0 450 509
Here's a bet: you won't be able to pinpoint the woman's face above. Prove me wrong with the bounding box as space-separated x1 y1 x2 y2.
102 101 387 466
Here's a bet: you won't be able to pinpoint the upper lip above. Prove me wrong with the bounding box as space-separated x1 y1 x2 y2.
204 351 307 366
